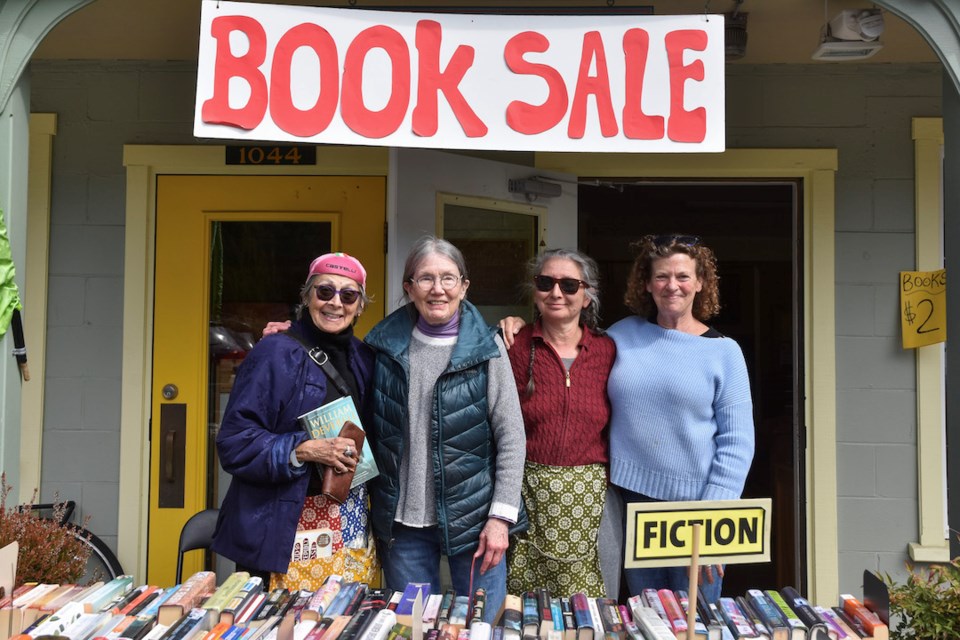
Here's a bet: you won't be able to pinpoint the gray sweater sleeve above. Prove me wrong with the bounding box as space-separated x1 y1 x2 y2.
485 334 527 523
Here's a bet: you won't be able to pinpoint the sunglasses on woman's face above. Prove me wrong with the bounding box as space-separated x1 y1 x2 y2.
314 284 361 305
533 275 589 295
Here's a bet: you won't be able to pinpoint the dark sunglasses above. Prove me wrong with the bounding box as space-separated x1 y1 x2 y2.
314 284 361 305
651 234 700 248
533 275 589 295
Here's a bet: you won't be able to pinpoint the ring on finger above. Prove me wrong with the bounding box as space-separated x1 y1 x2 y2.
344 446 354 458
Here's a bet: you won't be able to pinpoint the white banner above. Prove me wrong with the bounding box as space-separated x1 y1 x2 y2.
194 1 725 153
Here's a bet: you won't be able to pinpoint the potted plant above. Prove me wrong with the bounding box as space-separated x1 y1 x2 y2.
884 557 960 640
0 475 91 586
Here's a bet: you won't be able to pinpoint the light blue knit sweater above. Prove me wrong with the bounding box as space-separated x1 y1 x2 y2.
606 317 755 501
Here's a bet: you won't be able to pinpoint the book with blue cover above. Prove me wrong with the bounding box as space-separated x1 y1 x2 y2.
298 396 378 488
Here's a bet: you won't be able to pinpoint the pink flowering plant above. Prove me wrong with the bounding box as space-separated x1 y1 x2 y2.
0 474 91 586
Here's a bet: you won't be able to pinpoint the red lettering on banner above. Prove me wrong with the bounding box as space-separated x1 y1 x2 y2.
341 25 410 138
665 29 707 143
621 28 664 140
201 15 269 130
503 31 568 135
413 20 487 137
568 31 618 139
269 23 340 136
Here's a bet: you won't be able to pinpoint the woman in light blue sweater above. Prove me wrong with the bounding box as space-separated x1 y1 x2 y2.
607 234 755 603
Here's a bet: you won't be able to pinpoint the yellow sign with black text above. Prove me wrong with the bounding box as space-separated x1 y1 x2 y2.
624 499 772 568
900 269 946 349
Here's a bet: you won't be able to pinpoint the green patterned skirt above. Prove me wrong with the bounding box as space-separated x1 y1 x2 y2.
507 461 607 596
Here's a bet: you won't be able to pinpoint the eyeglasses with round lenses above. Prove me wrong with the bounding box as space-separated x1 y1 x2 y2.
410 274 462 292
533 275 589 295
314 284 361 305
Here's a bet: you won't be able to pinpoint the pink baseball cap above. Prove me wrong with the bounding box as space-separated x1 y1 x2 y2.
307 252 367 288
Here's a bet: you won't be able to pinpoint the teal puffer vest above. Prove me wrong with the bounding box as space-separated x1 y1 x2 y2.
365 301 526 556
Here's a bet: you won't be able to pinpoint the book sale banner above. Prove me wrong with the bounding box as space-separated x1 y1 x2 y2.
900 269 946 348
624 498 772 568
194 1 726 153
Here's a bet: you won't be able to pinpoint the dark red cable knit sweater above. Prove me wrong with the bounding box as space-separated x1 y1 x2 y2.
507 320 616 466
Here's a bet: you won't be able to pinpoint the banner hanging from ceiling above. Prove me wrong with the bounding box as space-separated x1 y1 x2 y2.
194 1 725 153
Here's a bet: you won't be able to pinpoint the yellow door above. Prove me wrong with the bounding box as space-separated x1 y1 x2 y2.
150 175 385 585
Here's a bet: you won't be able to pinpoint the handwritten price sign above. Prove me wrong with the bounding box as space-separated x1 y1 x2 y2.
900 269 946 348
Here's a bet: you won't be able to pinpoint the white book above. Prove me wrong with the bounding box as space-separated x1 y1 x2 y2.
586 597 604 634
13 584 59 608
469 622 492 640
28 601 87 636
292 619 316 640
357 609 398 640
140 623 171 640
629 605 675 640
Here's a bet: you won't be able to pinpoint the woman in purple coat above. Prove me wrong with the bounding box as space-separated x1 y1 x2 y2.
211 253 377 590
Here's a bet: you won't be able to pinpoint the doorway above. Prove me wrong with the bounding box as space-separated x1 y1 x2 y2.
578 179 803 592
148 174 386 585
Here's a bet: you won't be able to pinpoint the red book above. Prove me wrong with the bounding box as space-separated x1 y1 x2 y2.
656 589 688 637
840 594 888 640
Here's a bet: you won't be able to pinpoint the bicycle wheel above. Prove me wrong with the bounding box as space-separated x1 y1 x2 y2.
67 524 125 584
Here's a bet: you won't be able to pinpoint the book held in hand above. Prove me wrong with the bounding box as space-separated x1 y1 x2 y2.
298 396 379 488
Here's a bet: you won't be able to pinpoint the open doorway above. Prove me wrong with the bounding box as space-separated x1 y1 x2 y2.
578 179 803 593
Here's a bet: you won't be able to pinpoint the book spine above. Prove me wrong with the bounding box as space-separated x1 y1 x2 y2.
839 594 886 637
779 586 832 635
735 596 771 637
746 589 788 632
655 590 687 636
471 589 487 627
448 596 469 627
470 622 491 640
831 606 868 638
308 577 343 618
675 590 710 637
764 590 806 631
718 598 758 637
549 598 564 632
815 606 851 639
421 594 442 629
435 590 455 627
570 594 593 630
586 598 604 635
537 589 553 628
357 610 398 640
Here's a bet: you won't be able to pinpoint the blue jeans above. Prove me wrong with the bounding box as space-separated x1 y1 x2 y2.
620 488 724 604
380 523 506 624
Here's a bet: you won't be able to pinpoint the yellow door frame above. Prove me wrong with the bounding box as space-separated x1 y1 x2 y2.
120 146 389 581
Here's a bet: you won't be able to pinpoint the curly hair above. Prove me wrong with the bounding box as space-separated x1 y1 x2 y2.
623 234 721 321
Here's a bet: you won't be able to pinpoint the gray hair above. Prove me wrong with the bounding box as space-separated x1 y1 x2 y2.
296 273 370 321
401 235 469 302
524 248 602 329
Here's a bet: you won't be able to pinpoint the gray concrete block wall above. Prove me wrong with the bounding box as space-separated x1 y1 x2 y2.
730 63 941 594
30 60 198 554
28 60 944 594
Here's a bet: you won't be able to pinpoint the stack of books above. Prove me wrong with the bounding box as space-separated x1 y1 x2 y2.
0 572 890 640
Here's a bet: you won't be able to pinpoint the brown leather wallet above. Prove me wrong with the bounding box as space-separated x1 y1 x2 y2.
321 420 365 504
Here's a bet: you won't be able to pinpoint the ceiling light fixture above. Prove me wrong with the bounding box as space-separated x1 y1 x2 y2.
812 8 885 61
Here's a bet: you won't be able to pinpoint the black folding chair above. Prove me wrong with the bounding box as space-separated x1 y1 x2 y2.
175 508 220 583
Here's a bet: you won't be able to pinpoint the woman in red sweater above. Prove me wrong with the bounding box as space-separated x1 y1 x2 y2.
505 248 616 596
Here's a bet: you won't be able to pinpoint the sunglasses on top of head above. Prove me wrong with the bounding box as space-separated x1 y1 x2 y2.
314 284 361 305
533 275 590 295
651 234 700 248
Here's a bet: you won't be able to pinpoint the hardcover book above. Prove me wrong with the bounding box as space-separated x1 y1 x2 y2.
744 590 788 640
568 593 594 640
298 396 379 488
498 594 522 640
840 594 887 640
778 587 834 640
717 598 760 640
159 573 217 627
